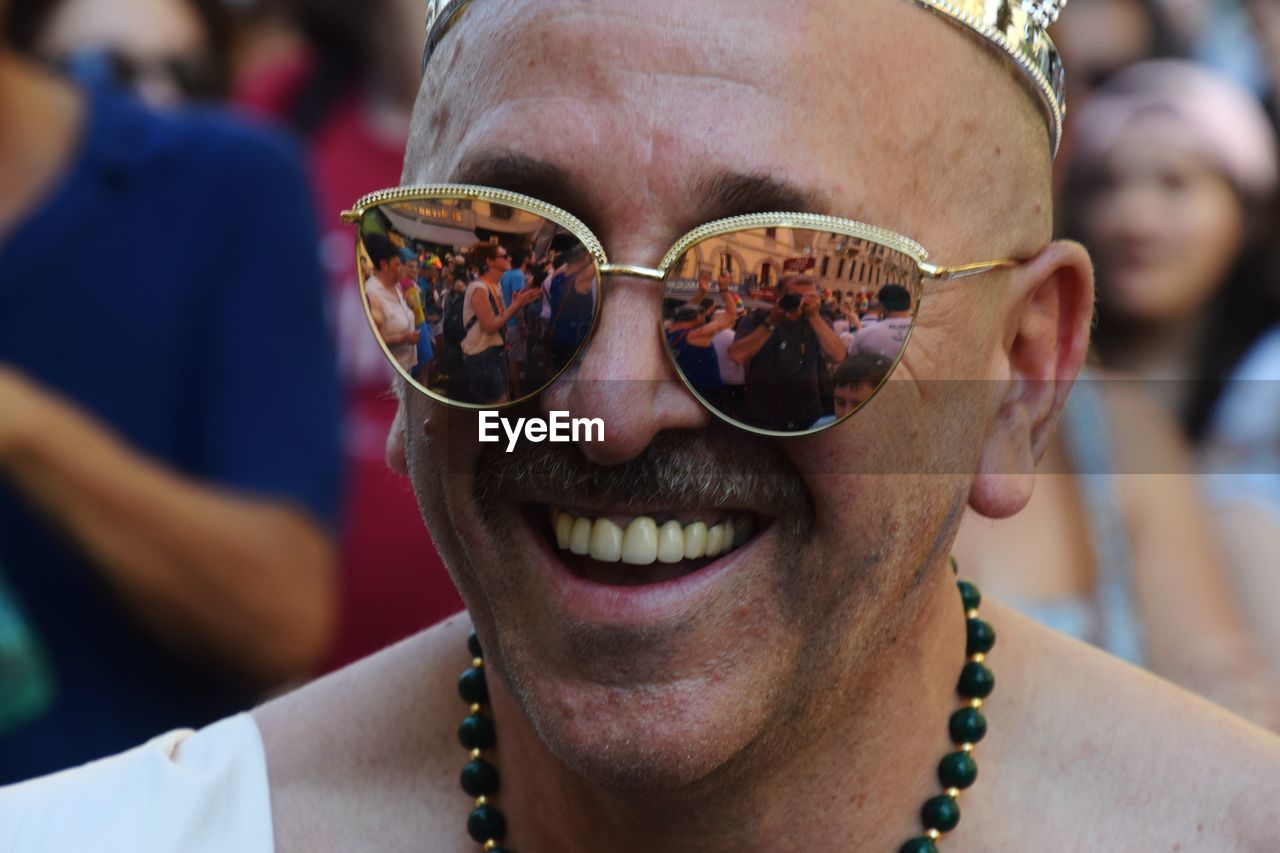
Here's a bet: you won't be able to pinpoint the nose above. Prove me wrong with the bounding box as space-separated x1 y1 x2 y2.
540 275 710 465
1104 181 1163 243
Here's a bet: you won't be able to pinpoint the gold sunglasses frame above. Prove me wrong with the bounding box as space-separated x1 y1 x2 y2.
342 184 1018 436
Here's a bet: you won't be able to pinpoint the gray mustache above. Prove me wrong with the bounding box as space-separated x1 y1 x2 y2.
473 423 812 520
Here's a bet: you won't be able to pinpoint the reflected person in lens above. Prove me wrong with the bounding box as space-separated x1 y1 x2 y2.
460 243 541 405
728 273 848 431
364 232 420 374
847 282 914 360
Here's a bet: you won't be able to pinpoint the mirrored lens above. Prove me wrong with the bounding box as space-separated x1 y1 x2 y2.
356 197 598 406
662 227 921 434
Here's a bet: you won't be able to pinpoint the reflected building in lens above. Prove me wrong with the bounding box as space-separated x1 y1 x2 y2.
671 228 918 302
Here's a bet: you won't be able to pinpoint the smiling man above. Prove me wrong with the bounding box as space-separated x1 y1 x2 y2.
3 0 1280 851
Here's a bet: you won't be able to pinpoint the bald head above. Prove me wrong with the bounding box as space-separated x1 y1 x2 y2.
408 0 1052 260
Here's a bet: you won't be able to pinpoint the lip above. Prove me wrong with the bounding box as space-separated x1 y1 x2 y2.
522 504 765 626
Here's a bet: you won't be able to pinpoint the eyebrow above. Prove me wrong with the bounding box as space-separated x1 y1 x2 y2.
450 151 833 237
451 151 599 232
688 171 832 225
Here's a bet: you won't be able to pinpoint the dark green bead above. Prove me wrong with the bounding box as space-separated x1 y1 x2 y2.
957 580 981 611
458 713 496 749
938 750 978 789
949 555 959 576
466 804 507 843
948 707 987 745
957 661 995 699
965 618 996 655
921 794 961 833
458 667 488 704
460 759 499 797
899 839 938 853
467 631 483 659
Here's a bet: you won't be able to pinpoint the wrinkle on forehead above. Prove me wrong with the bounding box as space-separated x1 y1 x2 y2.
406 0 1051 260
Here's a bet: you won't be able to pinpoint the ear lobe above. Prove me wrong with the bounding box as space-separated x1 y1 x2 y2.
969 240 1094 519
386 398 409 475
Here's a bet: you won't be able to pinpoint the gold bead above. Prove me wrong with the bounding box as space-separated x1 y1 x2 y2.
946 787 960 798
965 608 979 620
484 842 498 852
926 829 942 841
961 742 974 753
969 698 983 709
470 748 482 761
970 652 985 664
470 703 482 715
475 796 488 807
472 657 484 669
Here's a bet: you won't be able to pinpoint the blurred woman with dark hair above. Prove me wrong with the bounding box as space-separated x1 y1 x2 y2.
1068 60 1280 441
955 61 1280 724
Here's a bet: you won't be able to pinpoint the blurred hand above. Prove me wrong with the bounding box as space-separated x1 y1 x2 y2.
801 293 821 316
516 287 543 306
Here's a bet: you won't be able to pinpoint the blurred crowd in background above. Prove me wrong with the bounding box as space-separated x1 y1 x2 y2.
2 0 1280 784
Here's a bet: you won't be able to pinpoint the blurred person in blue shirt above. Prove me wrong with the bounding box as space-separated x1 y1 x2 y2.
0 0 343 783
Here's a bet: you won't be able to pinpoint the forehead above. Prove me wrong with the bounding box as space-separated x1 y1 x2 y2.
407 0 1045 257
1100 115 1225 175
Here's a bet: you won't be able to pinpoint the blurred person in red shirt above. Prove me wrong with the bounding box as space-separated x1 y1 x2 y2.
235 0 461 669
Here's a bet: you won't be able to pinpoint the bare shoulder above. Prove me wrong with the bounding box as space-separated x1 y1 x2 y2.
976 602 1280 851
254 612 477 853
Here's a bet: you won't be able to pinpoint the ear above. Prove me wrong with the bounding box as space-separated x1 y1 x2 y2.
386 394 409 475
969 240 1094 519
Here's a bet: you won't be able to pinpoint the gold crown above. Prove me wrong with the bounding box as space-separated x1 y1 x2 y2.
424 0 1066 157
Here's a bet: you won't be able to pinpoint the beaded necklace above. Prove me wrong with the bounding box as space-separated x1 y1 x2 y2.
455 560 996 852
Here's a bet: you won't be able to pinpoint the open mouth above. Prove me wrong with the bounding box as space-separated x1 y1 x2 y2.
537 506 761 587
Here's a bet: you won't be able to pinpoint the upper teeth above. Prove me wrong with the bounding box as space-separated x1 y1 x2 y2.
552 510 754 566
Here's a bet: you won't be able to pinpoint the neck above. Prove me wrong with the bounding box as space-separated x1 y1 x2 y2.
0 51 85 242
488 567 968 852
484 269 503 286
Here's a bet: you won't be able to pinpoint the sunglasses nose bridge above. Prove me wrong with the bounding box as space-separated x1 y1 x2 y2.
598 263 665 281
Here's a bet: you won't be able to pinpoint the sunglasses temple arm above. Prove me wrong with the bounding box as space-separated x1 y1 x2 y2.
920 259 1019 281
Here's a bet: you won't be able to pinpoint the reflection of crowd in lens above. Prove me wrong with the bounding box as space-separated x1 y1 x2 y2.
363 228 599 405
665 270 911 432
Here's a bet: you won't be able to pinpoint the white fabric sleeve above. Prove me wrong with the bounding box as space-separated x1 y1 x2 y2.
0 713 273 853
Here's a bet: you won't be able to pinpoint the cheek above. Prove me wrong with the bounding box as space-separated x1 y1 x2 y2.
1174 190 1245 304
405 400 482 534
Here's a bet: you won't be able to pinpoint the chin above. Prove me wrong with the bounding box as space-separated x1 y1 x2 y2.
510 656 790 793
464 503 806 791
